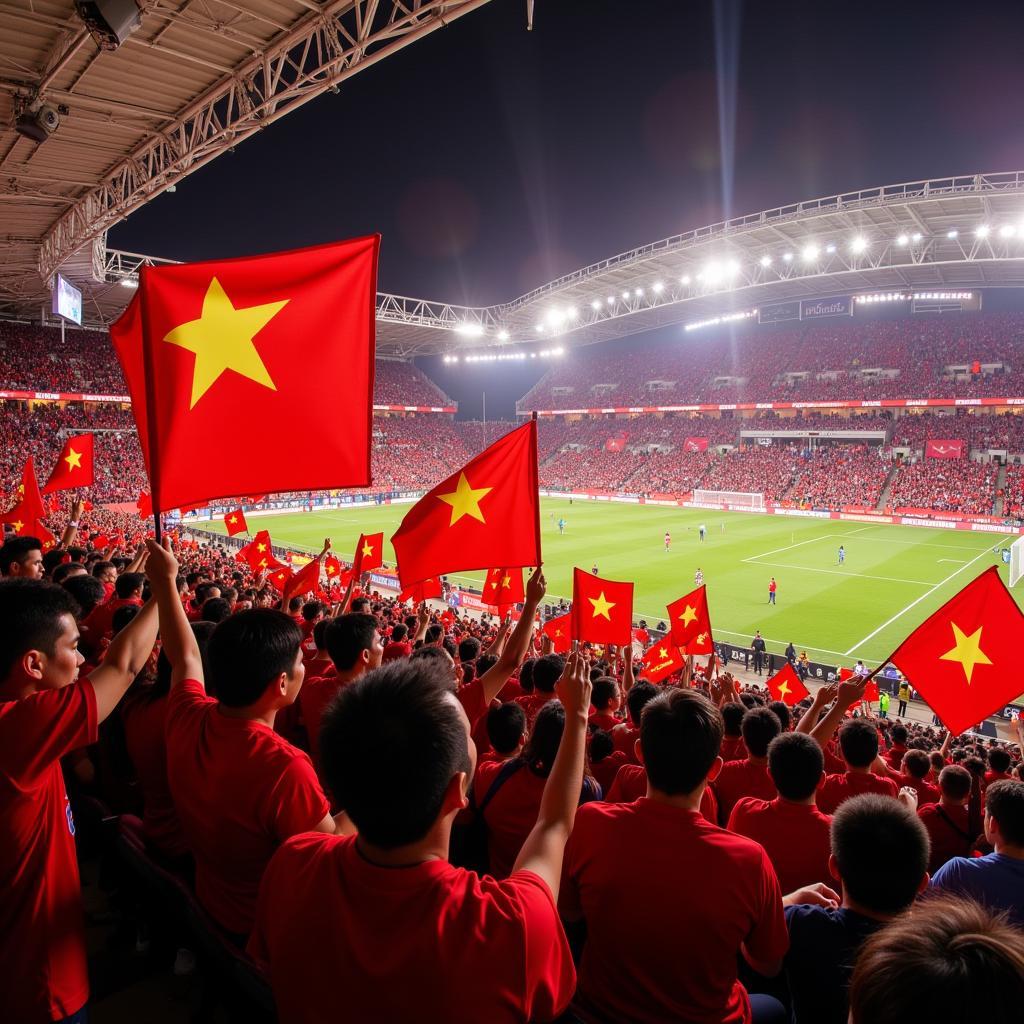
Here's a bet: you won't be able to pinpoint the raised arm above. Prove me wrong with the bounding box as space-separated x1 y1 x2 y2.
795 683 837 735
512 648 592 896
481 613 513 658
145 538 204 688
59 496 84 550
809 678 867 748
477 566 546 705
87 596 159 723
411 602 431 644
621 642 635 694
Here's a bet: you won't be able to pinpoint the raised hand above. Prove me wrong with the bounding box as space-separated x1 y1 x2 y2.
525 565 547 604
556 648 593 720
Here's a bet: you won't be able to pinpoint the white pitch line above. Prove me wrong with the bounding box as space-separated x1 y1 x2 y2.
843 541 1006 657
742 534 836 563
843 526 876 536
752 562 934 586
938 558 967 564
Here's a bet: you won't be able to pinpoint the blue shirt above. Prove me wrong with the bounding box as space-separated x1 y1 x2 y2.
784 905 883 1024
930 852 1024 926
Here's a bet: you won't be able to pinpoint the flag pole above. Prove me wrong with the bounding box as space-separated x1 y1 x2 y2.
530 411 542 567
136 265 163 546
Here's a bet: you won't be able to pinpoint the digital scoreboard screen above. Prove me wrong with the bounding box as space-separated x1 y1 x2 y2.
52 273 82 325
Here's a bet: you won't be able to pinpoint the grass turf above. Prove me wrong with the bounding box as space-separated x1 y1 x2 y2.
205 498 1021 667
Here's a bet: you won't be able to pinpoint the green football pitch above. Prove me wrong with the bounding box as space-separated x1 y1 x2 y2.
206 498 1021 668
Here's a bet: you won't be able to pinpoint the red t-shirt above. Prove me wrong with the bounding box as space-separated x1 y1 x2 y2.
248 833 575 1023
817 770 898 815
591 750 629 795
381 640 412 663
720 735 747 762
560 800 788 1024
516 690 557 723
165 680 331 935
984 769 1013 788
121 693 188 857
900 774 939 806
713 759 777 825
727 797 832 894
886 743 908 769
610 721 641 761
590 710 620 733
496 678 525 703
456 678 489 728
605 763 719 824
918 802 973 874
298 673 349 769
0 680 97 1022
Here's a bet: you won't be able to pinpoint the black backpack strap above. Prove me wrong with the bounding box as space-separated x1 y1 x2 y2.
935 804 972 843
472 758 525 817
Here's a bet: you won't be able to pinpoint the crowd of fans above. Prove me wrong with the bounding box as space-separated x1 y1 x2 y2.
2 523 1022 1024
885 459 999 515
786 446 893 510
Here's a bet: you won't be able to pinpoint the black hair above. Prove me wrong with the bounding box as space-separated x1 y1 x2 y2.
831 794 929 913
207 609 302 708
324 614 378 671
424 623 443 645
938 765 972 801
458 636 481 663
625 681 659 726
390 623 408 642
839 718 880 768
641 689 723 795
486 702 527 755
301 600 324 623
891 724 908 744
91 559 114 578
0 536 43 576
201 597 232 624
768 699 792 733
476 653 497 675
111 605 139 635
902 749 930 780
61 573 106 618
350 596 371 614
152 622 216 700
741 706 782 758
51 562 84 585
989 747 1012 774
768 731 824 801
319 658 472 848
532 653 564 694
590 729 614 762
312 618 330 652
986 780 1024 846
42 548 66 574
115 572 145 599
519 700 565 777
591 675 619 711
518 657 536 693
721 701 745 737
0 579 80 679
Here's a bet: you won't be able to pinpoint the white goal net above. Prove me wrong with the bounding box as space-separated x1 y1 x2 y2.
1010 534 1024 587
691 490 765 510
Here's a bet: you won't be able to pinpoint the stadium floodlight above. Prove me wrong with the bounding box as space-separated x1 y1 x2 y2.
975 225 990 238
566 305 578 317
825 243 836 254
759 255 772 267
680 274 691 285
497 329 510 341
782 252 793 262
896 234 909 246
652 281 664 293
119 277 138 288
546 308 566 326
850 236 867 253
454 322 484 338
947 229 959 238
591 299 602 310
535 323 545 332
634 288 643 297
607 295 615 304
621 290 631 299
801 244 819 262
703 261 724 284
999 225 1016 238
725 259 740 276
911 232 922 243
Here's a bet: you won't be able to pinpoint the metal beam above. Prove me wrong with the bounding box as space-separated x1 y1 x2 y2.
37 0 495 284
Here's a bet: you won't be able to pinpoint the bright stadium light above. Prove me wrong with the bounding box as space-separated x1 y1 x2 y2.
535 323 545 333
802 244 819 262
591 299 602 310
896 234 909 246
825 243 837 254
566 305 578 317
782 252 793 262
850 236 867 253
947 229 959 239
725 259 740 276
976 225 990 238
607 295 615 304
680 274 691 285
546 308 566 326
621 290 630 299
759 254 772 267
119 277 138 288
652 280 664 293
911 232 922 243
496 329 509 341
634 287 644 297
1000 224 1016 238
454 322 484 338
703 261 724 284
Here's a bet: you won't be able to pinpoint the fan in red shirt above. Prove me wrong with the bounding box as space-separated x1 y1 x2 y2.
984 746 1014 788
149 541 340 940
516 651 563 723
610 680 658 762
249 622 593 1024
0 571 159 1023
885 724 909 770
589 675 622 732
899 749 940 806
728 731 833 893
299 612 383 771
381 621 413 662
714 706 780 824
720 701 748 762
605 759 719 824
560 688 832 1024
81 570 145 641
917 764 976 873
589 729 629 794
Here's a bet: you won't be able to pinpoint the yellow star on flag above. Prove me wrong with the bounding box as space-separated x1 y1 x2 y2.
228 515 237 524
437 472 492 526
658 647 670 659
164 276 288 409
64 447 83 470
778 681 791 697
501 574 512 588
939 622 992 685
678 604 698 627
361 541 374 558
257 543 267 552
589 591 615 620
12 519 23 533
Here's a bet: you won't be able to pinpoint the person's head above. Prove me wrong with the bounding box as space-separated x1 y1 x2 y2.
287 595 302 615
0 537 44 579
589 729 614 764
625 680 658 727
114 571 145 600
848 896 1024 1024
201 597 231 624
389 622 408 644
92 560 116 586
902 748 931 781
521 701 566 777
839 718 880 769
721 701 745 738
938 764 972 803
989 747 1012 774
830 794 929 915
207 609 304 710
591 675 620 713
111 605 138 635
768 731 824 801
741 706 782 759
153 622 215 699
458 636 480 663
767 699 792 733
0 580 83 691
301 600 325 624
350 596 371 615
532 653 564 695
640 688 723 796
319 658 473 849
929 750 946 775
891 724 908 745
51 561 85 585
486 702 527 757
324 613 383 674
984 780 1024 851
61 573 106 619
518 657 535 693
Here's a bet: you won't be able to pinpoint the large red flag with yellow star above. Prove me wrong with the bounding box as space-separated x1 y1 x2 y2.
391 420 540 588
667 584 714 654
1 458 46 535
571 568 634 646
767 663 810 707
887 566 1024 735
484 566 526 613
542 612 572 654
398 576 443 604
641 638 685 683
223 508 248 536
43 433 94 494
351 532 384 576
110 236 379 512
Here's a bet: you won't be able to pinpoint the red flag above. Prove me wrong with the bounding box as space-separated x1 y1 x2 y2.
324 555 343 581
352 532 384 576
1 459 45 532
224 508 248 536
282 557 322 604
925 439 964 460
684 437 709 453
398 577 442 604
110 236 379 511
92 534 111 549
484 567 526 611
641 639 685 683
838 666 854 682
137 491 152 519
571 568 634 646
35 522 58 553
391 421 540 588
237 529 285 573
542 612 572 654
767 663 810 707
863 679 880 703
886 566 1024 735
666 585 714 654
43 434 94 494
440 608 456 629
267 566 294 592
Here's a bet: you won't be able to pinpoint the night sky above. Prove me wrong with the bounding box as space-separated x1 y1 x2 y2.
108 0 1024 416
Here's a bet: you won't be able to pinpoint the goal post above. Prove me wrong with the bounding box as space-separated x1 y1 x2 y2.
691 489 765 510
1010 535 1024 587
